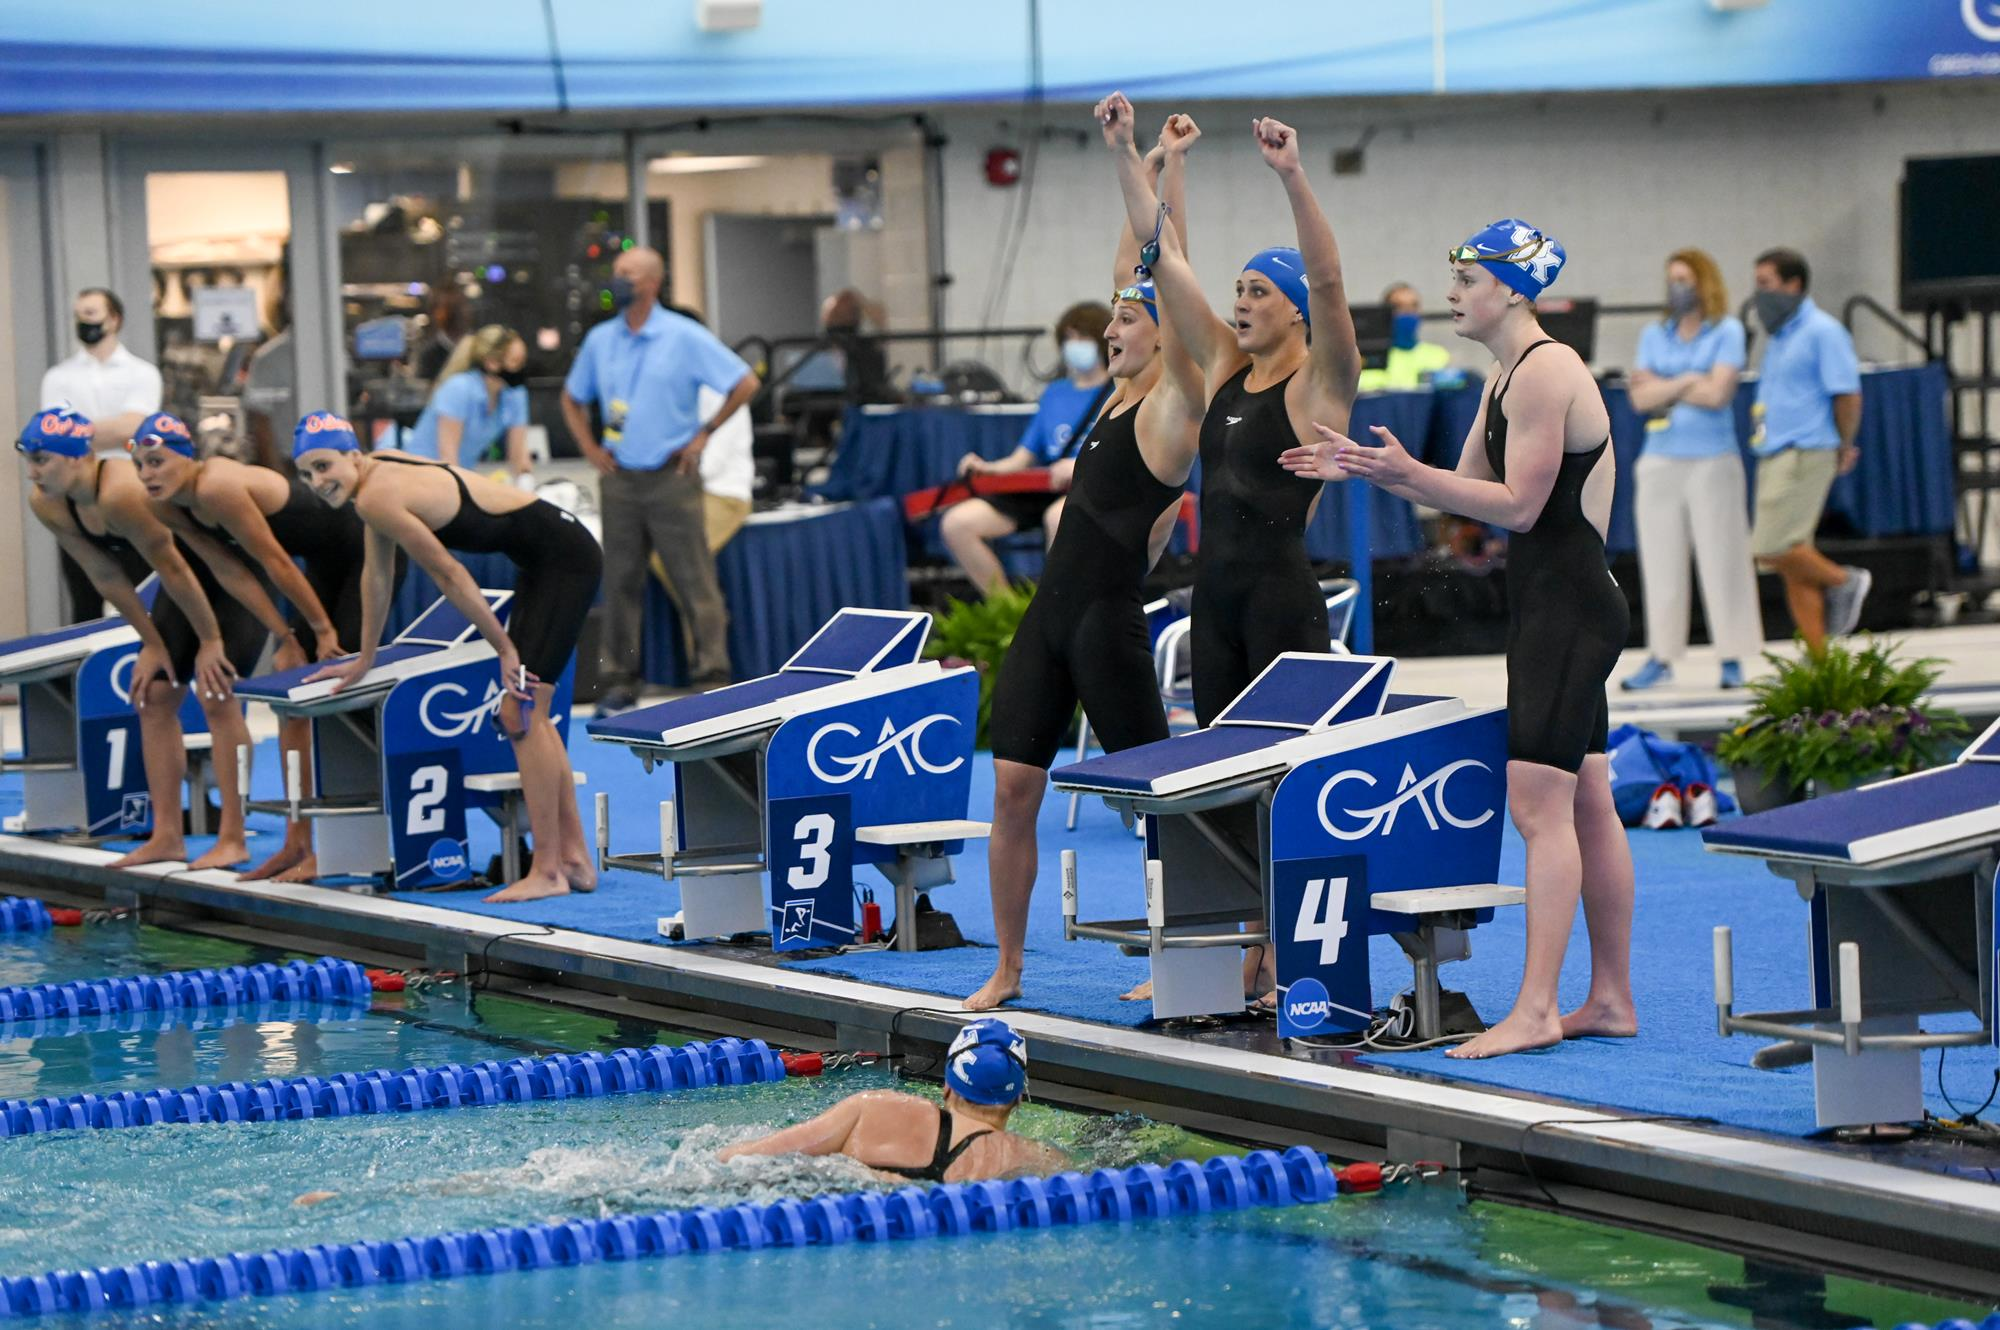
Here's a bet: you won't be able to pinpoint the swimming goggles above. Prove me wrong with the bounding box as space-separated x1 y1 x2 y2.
1135 202 1172 279
1113 285 1157 309
1448 231 1545 266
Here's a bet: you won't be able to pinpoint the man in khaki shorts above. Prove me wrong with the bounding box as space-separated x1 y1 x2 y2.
1748 248 1864 654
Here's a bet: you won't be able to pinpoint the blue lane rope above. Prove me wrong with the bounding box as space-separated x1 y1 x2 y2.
0 1146 1338 1318
0 898 52 934
0 957 369 1025
1888 1318 2000 1330
0 1036 785 1140
0 997 361 1046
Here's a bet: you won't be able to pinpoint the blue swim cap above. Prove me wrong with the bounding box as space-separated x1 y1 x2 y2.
17 406 94 458
293 411 359 459
1453 219 1566 300
1114 279 1159 325
944 1018 1027 1106
1242 247 1310 328
130 411 195 458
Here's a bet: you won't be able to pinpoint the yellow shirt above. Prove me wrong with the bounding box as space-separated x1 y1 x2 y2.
1359 342 1453 392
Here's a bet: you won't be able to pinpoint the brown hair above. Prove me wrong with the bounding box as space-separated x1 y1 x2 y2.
1666 248 1729 321
1054 300 1112 372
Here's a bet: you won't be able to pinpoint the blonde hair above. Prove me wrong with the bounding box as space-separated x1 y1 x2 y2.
1666 248 1729 322
430 324 522 398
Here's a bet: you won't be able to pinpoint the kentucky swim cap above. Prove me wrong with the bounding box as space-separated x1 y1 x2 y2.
1454 219 1566 300
293 411 360 459
16 406 94 458
130 411 195 458
1242 247 1310 327
944 1018 1028 1106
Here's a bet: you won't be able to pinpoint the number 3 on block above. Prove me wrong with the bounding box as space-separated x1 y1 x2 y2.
788 812 835 892
1294 875 1350 966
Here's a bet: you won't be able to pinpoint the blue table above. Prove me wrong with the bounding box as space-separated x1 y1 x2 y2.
817 405 1038 502
389 497 909 687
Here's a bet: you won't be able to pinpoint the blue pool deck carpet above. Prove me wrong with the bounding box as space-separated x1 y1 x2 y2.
21 723 1999 1146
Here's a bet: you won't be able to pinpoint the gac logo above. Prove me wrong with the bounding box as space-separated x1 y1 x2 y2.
418 679 503 740
805 714 964 785
1316 760 1495 841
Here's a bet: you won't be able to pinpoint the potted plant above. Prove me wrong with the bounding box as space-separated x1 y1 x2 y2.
1715 637 1968 813
924 583 1036 749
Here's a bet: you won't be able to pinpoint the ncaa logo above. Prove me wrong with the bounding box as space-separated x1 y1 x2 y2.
1283 977 1333 1032
1317 760 1495 841
427 838 470 881
418 679 503 740
806 714 965 785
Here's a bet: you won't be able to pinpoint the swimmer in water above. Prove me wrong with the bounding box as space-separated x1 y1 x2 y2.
719 1020 1067 1183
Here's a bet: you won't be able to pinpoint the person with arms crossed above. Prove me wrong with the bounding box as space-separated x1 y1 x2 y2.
1282 220 1634 1059
963 106 1206 1013
561 248 759 712
1746 247 1866 654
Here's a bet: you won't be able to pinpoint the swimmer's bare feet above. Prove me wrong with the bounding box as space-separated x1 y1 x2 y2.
189 838 251 872
242 839 312 882
1446 1008 1563 1059
964 967 1021 1011
563 857 598 893
483 870 571 904
272 854 321 884
292 1190 339 1207
1559 996 1638 1040
1119 979 1152 1002
109 836 187 870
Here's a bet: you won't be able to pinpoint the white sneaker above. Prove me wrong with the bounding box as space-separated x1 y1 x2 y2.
1682 782 1719 828
1825 565 1873 638
1642 783 1685 830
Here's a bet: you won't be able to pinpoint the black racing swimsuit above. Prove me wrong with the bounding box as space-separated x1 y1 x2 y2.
1188 366 1330 726
1484 340 1629 772
375 455 603 681
67 461 266 688
987 395 1184 769
192 472 381 658
872 1106 994 1184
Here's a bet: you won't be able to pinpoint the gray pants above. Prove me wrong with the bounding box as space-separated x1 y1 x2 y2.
600 465 732 687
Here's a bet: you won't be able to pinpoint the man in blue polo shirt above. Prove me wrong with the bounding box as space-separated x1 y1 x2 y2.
1748 247 1865 655
562 247 760 712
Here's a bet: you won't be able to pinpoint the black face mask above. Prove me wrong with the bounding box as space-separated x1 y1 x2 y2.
76 320 108 346
496 367 528 388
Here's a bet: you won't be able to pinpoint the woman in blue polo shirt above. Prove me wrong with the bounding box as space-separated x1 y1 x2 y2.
1620 249 1762 692
407 324 531 477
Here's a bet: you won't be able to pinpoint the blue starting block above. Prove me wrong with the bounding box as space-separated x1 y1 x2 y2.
233 592 575 889
1702 717 2000 1128
587 609 986 950
0 578 212 842
1053 652 1518 1033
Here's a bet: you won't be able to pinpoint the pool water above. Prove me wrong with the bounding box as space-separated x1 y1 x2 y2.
0 918 1984 1329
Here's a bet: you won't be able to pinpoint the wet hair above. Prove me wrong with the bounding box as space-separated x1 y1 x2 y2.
1754 247 1810 292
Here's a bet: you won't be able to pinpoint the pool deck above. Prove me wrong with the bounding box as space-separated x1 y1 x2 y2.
4 833 1998 1301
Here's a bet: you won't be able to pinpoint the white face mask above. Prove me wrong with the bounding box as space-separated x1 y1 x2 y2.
1061 338 1101 375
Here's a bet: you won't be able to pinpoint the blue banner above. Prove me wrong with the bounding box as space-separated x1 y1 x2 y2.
4 2 1993 115
766 794 857 951
385 747 470 889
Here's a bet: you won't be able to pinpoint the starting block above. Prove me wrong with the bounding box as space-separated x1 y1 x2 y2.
587 609 987 950
233 592 575 889
1702 717 2000 1129
1052 652 1515 1032
0 578 211 841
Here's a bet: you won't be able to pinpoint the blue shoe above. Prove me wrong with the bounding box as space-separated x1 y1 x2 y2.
1718 660 1745 690
1620 658 1672 692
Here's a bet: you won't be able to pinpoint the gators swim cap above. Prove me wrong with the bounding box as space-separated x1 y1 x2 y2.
1243 247 1310 327
129 411 195 458
293 411 360 459
944 1018 1028 1106
17 406 94 458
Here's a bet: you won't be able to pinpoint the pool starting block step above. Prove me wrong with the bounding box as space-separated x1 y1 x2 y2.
1053 652 1516 1033
235 592 575 889
0 577 209 841
590 609 984 950
1703 716 2000 1129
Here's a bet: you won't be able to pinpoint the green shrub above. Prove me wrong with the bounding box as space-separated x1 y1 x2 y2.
925 584 1037 748
1714 637 1967 795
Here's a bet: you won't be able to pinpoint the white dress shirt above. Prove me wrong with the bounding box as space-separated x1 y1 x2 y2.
696 383 754 504
40 342 164 446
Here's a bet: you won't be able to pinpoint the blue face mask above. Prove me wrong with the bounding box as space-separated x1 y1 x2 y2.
1390 312 1421 351
609 277 637 311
